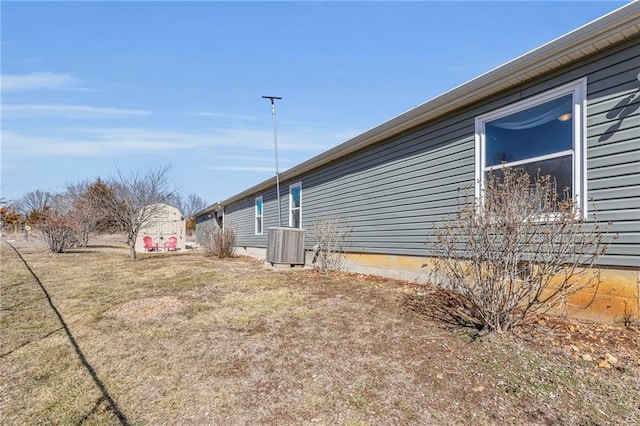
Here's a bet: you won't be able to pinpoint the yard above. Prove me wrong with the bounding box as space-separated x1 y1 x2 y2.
1 239 639 425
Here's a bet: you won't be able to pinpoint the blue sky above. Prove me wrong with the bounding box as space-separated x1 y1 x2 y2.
1 1 627 207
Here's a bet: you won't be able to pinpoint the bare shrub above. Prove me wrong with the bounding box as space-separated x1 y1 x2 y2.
311 213 351 274
64 181 108 247
428 167 612 334
38 211 79 253
202 225 236 258
617 300 640 330
37 191 93 252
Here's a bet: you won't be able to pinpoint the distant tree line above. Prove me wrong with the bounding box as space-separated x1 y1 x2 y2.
1 165 206 260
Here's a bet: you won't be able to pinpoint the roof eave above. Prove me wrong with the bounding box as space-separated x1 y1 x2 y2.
194 201 223 218
212 2 640 210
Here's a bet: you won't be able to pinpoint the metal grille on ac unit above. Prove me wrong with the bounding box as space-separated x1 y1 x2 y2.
266 227 305 266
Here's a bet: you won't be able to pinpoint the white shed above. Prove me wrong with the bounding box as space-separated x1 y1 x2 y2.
135 203 186 252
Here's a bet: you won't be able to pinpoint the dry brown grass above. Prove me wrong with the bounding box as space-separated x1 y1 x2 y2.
1 239 639 425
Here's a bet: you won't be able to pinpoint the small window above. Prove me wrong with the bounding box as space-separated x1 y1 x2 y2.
255 196 263 235
475 78 586 216
289 182 302 228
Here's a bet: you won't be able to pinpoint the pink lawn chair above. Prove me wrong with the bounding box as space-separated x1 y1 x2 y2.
143 236 159 252
163 236 178 252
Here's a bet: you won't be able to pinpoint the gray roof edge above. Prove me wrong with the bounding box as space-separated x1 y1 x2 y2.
201 2 639 214
194 201 223 218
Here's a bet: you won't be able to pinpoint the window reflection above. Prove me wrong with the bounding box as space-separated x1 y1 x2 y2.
485 94 573 167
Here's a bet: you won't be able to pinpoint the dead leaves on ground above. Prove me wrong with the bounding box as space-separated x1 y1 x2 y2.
401 284 639 373
519 315 640 372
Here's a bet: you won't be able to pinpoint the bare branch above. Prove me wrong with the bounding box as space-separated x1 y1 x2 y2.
427 167 612 334
86 165 173 260
201 224 236 258
311 213 351 275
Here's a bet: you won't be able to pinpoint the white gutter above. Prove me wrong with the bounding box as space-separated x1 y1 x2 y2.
194 202 222 218
208 1 640 212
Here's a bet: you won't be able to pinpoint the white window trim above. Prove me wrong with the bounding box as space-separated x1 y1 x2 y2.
255 196 263 235
474 78 587 219
289 182 302 228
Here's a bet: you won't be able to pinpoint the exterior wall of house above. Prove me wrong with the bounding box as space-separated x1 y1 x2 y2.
225 196 260 247
227 35 639 268
221 36 639 321
224 186 286 248
195 210 223 246
135 203 187 252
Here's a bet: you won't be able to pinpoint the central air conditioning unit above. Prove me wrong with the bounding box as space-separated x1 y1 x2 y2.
266 227 305 266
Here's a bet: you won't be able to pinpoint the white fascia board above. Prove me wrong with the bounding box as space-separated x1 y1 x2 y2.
194 202 223 218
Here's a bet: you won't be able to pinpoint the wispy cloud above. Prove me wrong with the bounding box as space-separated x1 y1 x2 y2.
1 123 358 159
208 165 281 172
209 153 296 173
1 129 185 157
1 72 87 92
2 128 330 157
2 104 151 119
220 155 277 163
193 111 261 121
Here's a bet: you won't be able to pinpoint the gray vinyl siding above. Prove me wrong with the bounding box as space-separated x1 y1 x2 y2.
226 35 640 268
224 197 257 247
585 37 640 266
195 213 219 246
224 186 284 248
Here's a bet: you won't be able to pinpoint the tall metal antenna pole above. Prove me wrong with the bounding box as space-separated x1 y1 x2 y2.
262 96 283 226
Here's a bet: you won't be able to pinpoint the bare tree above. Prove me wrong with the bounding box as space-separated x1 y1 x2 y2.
0 205 22 235
311 213 351 275
165 192 183 211
201 223 236 258
183 194 207 233
15 190 52 222
16 190 51 214
164 192 207 236
428 167 612 334
64 181 107 246
184 194 206 218
86 166 173 261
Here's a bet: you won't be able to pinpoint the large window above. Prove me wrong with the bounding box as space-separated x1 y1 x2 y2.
255 196 263 235
289 182 302 228
475 78 587 216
